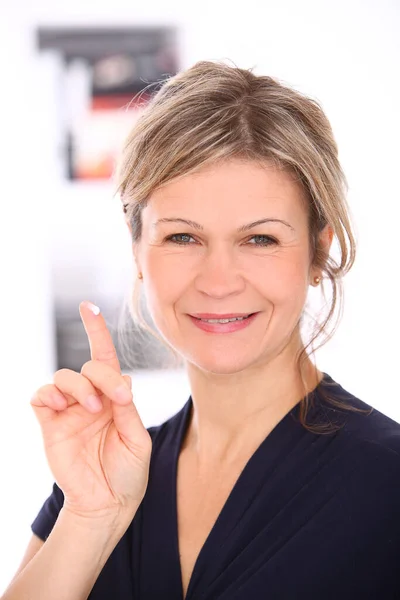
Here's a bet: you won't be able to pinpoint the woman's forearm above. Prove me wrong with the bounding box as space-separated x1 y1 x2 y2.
2 507 133 600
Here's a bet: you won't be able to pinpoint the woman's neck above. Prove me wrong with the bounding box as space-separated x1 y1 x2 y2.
183 355 322 470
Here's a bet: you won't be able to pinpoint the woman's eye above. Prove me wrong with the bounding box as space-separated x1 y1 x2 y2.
165 234 278 246
247 235 277 246
165 233 195 244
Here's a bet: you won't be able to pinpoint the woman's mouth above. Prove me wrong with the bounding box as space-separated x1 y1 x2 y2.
188 312 259 333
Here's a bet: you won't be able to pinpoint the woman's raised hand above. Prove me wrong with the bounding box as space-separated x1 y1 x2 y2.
30 301 152 522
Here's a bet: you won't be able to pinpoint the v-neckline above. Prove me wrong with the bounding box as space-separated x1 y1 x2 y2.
171 373 329 600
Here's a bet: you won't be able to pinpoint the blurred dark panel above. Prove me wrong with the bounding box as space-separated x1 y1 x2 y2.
37 26 179 96
36 26 180 180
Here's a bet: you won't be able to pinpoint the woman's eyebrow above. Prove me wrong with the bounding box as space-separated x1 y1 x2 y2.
153 217 295 232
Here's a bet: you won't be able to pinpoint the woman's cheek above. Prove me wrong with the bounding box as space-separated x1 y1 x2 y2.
266 258 308 303
144 259 188 316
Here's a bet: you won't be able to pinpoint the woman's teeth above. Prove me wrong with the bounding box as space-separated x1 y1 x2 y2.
198 315 251 323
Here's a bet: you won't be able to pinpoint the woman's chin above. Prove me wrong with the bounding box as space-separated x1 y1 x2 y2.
185 352 259 376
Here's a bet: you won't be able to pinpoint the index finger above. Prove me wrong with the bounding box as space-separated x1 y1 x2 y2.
79 301 121 372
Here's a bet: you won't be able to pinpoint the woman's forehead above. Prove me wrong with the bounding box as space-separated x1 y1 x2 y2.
143 160 307 227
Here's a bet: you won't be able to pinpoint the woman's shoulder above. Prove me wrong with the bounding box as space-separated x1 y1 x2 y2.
317 373 400 465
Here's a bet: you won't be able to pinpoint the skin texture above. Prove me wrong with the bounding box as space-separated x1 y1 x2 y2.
129 159 333 470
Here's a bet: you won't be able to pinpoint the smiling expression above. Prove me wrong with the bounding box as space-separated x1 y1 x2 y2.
132 159 328 374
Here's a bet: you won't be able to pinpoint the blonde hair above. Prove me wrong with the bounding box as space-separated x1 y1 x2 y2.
114 60 372 434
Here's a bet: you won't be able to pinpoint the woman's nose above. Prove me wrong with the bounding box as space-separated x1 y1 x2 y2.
194 246 246 297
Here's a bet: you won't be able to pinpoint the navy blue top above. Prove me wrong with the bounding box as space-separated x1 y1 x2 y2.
31 372 400 599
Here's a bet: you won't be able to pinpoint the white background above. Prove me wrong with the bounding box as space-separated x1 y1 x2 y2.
0 0 399 593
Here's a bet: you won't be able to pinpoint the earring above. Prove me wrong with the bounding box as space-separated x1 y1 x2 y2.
313 275 321 285
138 272 143 280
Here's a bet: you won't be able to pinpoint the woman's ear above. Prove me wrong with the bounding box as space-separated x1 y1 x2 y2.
124 210 143 273
319 224 334 255
131 241 142 276
310 224 333 284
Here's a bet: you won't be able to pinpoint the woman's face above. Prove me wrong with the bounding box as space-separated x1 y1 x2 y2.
133 159 331 375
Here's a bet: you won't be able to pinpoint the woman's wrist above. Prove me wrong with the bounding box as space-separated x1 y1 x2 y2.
2 504 138 600
60 503 137 537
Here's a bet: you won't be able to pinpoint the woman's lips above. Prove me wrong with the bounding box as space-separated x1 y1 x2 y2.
189 312 252 319
188 312 259 334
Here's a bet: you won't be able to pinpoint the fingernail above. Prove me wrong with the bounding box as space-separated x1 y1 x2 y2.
123 375 132 388
86 302 100 316
115 385 132 403
86 395 103 411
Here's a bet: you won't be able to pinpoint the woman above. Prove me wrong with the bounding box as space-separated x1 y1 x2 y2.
4 61 400 600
